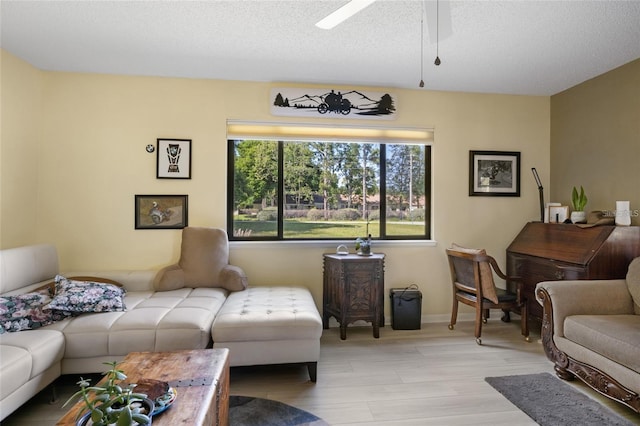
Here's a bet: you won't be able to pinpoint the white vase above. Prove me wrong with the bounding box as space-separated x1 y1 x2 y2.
615 201 631 226
570 211 586 224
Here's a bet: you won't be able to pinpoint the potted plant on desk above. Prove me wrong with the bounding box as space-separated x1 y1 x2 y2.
64 361 154 426
570 186 588 224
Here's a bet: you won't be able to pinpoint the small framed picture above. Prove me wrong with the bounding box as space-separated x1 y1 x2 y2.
544 202 561 223
548 205 569 223
157 138 191 179
135 195 188 229
469 150 521 197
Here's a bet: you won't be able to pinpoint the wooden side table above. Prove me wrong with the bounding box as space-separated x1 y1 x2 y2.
323 253 385 340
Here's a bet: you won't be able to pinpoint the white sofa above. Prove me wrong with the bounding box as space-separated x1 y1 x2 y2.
0 242 322 421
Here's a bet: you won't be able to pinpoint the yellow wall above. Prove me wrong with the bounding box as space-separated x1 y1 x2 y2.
1 48 550 319
0 50 44 244
551 59 640 221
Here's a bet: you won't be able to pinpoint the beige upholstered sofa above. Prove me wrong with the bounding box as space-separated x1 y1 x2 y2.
0 229 322 421
535 257 640 413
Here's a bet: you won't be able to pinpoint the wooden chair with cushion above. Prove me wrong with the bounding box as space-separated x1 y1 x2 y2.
446 244 530 344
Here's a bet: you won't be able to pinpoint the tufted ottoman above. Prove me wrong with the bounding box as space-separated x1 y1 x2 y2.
211 286 322 382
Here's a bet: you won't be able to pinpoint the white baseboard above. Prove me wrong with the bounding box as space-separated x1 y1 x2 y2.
325 310 522 328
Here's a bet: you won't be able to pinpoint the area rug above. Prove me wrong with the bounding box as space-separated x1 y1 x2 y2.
229 395 329 426
485 372 637 426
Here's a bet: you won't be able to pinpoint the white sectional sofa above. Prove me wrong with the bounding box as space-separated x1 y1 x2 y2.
0 235 322 421
212 286 323 381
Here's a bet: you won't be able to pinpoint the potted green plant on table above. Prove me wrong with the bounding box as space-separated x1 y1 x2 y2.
355 213 373 255
355 235 372 255
64 361 154 426
571 186 588 224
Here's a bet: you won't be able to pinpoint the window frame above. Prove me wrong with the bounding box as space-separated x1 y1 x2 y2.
227 138 432 242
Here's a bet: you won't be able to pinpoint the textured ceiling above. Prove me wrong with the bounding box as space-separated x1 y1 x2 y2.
2 1 640 96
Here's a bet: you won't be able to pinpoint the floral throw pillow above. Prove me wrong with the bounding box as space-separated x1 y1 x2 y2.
49 275 127 313
0 290 74 334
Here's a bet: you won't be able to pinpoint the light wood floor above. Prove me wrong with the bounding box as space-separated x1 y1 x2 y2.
2 319 638 425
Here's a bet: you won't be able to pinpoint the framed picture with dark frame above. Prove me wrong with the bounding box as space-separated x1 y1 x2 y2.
469 150 521 197
157 138 191 179
135 195 188 229
548 205 569 223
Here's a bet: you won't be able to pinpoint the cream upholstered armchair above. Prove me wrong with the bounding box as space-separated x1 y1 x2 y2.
153 227 248 292
535 257 640 413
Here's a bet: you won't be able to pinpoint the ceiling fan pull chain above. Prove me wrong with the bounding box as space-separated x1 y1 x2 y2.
435 0 442 66
419 1 425 87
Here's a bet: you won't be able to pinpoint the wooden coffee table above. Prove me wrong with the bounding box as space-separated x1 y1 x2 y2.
56 348 229 426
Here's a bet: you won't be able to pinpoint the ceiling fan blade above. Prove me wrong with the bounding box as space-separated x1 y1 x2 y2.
425 0 453 43
316 0 377 30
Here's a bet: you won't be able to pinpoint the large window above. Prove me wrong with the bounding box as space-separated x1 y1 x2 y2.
227 139 431 241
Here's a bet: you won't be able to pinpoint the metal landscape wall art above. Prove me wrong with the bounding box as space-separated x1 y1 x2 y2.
271 88 397 120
